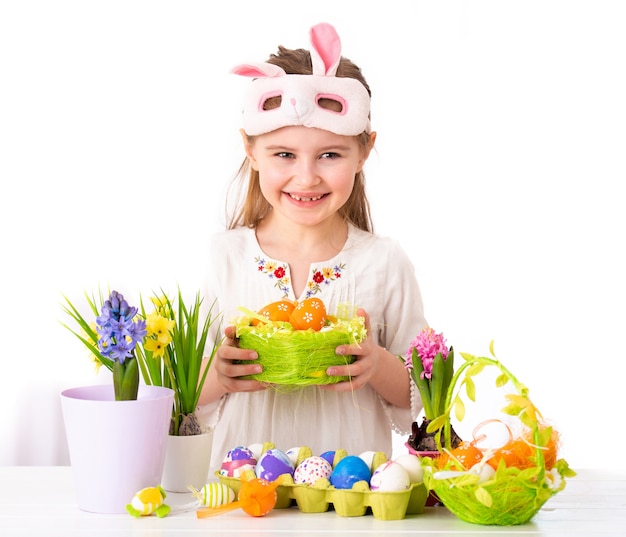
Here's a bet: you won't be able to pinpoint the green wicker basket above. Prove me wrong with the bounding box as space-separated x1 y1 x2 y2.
235 307 366 388
422 342 576 525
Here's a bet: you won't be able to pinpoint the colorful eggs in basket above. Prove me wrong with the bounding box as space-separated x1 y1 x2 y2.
329 455 372 489
255 448 295 481
294 456 333 485
220 446 257 478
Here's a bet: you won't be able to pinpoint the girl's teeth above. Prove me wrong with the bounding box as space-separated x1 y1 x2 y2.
290 194 323 201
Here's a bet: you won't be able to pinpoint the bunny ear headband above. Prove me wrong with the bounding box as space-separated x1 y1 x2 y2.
232 23 371 136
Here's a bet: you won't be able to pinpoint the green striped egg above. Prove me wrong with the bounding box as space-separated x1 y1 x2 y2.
198 482 235 507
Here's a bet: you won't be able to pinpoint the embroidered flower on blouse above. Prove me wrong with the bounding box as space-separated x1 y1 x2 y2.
305 264 345 298
256 257 292 297
255 258 345 299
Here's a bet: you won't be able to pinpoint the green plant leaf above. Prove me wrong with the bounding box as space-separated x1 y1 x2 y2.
430 352 446 417
426 414 447 433
454 395 466 422
464 376 476 402
475 486 493 507
495 373 509 387
466 362 485 377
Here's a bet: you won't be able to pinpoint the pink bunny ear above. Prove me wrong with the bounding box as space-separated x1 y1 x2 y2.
309 23 341 76
231 63 286 78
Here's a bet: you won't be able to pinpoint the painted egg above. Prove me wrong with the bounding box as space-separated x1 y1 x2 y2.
370 460 411 492
220 446 257 477
394 454 424 483
285 447 306 467
255 449 294 482
294 456 333 485
128 486 168 516
196 482 236 507
329 455 371 489
289 297 327 331
252 300 296 326
320 450 336 467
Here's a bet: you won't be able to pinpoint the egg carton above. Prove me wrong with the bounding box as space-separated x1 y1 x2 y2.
218 473 428 520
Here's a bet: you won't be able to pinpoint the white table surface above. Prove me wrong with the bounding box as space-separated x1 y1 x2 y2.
0 466 624 535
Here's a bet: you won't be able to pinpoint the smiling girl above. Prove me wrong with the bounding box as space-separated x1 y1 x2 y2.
198 23 428 471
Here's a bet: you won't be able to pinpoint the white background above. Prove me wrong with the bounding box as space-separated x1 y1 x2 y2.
1 1 624 469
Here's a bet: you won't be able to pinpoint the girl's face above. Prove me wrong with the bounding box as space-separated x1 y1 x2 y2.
244 126 375 229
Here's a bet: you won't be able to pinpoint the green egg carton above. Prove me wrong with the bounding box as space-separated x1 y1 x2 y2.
217 473 428 520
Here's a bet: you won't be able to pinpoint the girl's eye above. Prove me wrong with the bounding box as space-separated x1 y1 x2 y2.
276 152 294 158
320 152 340 159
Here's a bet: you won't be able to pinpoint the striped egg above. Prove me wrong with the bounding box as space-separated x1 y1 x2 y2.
197 482 236 507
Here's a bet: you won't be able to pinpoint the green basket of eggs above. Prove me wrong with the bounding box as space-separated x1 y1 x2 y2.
234 299 366 388
421 342 576 525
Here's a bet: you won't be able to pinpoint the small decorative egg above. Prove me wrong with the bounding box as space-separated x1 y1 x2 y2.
294 456 333 485
394 454 424 483
286 447 303 467
255 448 294 481
370 460 411 492
320 450 336 467
194 482 236 507
126 486 170 518
470 462 496 483
220 446 257 478
329 455 371 489
247 442 264 461
359 451 376 469
289 297 327 331
253 300 296 325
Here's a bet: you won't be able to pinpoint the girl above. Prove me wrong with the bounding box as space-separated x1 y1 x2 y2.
198 23 427 471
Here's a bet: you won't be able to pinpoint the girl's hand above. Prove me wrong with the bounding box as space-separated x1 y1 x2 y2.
322 308 411 408
321 308 380 392
213 325 267 393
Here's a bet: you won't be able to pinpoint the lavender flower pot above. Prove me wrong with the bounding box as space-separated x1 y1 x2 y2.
60 384 174 514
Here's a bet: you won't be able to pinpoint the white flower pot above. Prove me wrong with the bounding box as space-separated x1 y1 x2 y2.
60 384 174 514
161 429 213 492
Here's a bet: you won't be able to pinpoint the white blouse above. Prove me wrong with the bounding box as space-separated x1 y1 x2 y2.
197 224 427 472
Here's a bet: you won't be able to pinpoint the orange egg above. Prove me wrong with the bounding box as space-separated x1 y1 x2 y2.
238 478 278 517
289 297 327 331
487 427 560 471
251 300 296 326
437 442 484 471
486 441 532 470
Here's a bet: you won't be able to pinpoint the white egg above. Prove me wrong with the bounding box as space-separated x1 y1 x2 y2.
370 460 411 492
470 463 496 483
247 442 264 461
393 454 424 483
358 450 376 469
286 447 303 467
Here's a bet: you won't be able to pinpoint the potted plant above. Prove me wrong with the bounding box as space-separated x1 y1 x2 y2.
135 289 222 491
399 327 462 453
62 287 222 493
60 290 175 513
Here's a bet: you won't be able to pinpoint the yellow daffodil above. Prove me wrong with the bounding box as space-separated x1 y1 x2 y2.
146 312 175 345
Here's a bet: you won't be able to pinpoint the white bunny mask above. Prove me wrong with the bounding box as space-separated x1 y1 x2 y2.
232 23 371 136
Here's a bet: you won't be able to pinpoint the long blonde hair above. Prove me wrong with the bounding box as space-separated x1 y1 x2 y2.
226 46 375 233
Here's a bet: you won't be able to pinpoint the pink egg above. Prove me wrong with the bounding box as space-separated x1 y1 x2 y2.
294 456 333 485
219 446 257 478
